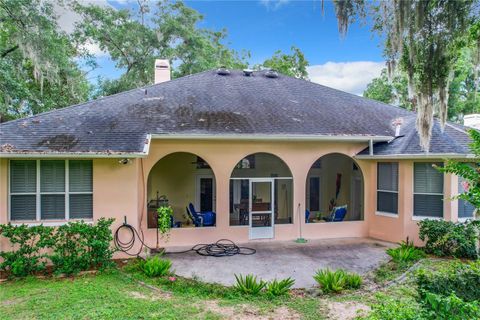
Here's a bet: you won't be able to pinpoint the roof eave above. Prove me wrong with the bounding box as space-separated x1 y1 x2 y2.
0 152 148 159
150 133 393 142
355 153 475 160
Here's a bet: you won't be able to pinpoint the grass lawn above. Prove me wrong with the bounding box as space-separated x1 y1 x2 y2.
0 258 472 320
0 269 323 320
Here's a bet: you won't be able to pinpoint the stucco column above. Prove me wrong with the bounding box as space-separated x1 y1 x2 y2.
288 161 309 238
211 165 231 231
400 161 415 241
444 173 458 222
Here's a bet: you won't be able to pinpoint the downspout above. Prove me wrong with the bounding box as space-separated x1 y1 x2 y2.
369 139 374 156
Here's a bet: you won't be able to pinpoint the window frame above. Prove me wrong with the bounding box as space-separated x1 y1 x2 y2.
8 159 93 222
376 162 399 216
413 162 444 219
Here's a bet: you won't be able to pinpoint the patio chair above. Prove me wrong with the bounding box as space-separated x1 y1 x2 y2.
170 215 181 228
305 209 310 223
188 203 216 227
323 205 347 222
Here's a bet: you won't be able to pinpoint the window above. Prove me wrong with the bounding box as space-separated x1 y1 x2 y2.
377 162 398 214
9 160 93 221
414 162 443 218
458 176 475 219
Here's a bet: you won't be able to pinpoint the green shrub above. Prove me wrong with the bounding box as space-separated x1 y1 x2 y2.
422 291 480 320
418 219 480 259
50 219 115 275
265 277 295 296
234 274 266 295
0 224 53 277
142 256 172 277
416 260 480 302
362 294 422 320
386 240 426 265
0 218 115 277
313 268 362 293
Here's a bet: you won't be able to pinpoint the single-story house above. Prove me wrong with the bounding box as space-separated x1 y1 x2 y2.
0 61 475 255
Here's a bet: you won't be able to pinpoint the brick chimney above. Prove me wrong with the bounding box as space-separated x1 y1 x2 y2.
154 59 170 84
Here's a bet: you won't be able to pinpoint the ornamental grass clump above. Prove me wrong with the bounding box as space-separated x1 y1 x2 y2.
233 274 266 295
265 277 295 296
142 256 172 277
313 268 362 293
386 239 426 265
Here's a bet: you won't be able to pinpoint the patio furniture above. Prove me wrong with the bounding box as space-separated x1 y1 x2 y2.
187 203 216 227
323 205 347 222
170 215 182 228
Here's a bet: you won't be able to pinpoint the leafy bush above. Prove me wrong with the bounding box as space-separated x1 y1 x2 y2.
0 224 53 277
422 291 480 320
363 294 422 320
418 219 480 259
50 219 115 275
386 240 425 265
0 218 115 277
313 269 362 293
265 277 295 296
234 274 266 295
416 260 480 302
142 256 172 277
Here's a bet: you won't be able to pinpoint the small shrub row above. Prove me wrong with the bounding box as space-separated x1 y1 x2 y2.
234 274 295 296
0 218 115 277
313 268 362 293
418 219 480 259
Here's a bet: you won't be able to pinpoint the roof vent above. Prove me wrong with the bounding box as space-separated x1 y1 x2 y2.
217 66 230 76
265 69 278 79
243 69 254 76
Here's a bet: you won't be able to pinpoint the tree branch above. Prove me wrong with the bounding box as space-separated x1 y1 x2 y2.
1 45 19 58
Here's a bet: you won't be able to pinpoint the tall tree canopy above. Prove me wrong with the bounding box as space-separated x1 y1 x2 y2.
364 43 480 122
73 1 249 97
258 46 309 79
0 0 90 122
334 0 480 151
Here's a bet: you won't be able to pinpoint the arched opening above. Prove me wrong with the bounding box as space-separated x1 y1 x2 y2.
147 152 216 228
305 153 364 223
229 153 293 239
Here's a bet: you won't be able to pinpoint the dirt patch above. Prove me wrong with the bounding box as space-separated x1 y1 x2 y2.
326 301 370 320
1 298 24 306
202 301 300 320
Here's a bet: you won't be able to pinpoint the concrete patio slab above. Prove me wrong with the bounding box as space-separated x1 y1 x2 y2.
165 238 395 288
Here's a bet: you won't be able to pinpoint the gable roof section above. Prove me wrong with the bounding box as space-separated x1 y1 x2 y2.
0 69 470 157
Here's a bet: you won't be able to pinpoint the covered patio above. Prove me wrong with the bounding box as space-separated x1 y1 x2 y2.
165 238 393 288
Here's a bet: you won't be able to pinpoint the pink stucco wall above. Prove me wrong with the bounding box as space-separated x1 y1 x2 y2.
0 139 460 256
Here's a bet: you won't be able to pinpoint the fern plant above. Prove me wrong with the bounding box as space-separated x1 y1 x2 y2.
265 277 295 296
234 274 266 295
142 256 172 277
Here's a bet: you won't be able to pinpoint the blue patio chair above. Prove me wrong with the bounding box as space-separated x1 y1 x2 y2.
323 205 347 222
170 215 181 228
188 203 216 227
305 209 310 223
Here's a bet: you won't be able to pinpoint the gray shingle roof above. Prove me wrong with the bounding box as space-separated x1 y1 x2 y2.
357 115 472 157
0 69 470 157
